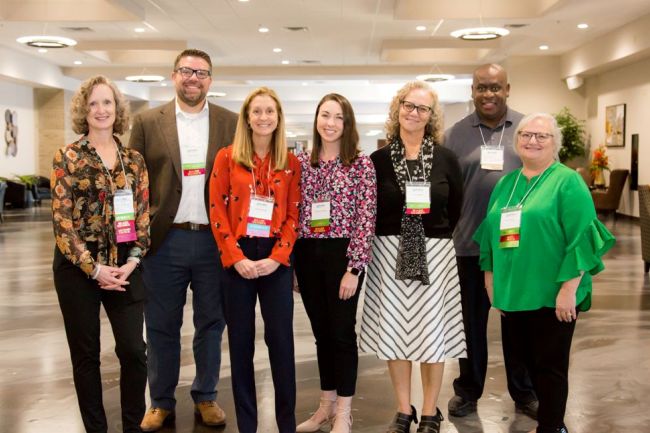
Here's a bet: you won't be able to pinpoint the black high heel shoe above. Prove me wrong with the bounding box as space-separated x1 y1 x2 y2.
386 405 418 433
416 408 443 433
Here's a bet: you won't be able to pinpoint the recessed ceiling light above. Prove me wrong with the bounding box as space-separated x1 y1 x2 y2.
281 60 290 65
125 75 165 83
416 74 455 82
38 48 48 53
238 0 250 2
17 35 77 48
208 91 226 97
74 60 83 65
258 26 270 33
273 47 282 53
416 25 426 31
160 82 167 87
577 23 589 29
365 129 383 137
450 27 509 40
134 27 145 33
539 45 549 50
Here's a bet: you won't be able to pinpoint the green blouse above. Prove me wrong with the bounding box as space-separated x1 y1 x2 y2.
473 162 615 312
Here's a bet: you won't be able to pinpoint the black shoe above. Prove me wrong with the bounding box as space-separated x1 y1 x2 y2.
447 395 477 417
515 399 539 420
416 408 443 433
386 405 418 433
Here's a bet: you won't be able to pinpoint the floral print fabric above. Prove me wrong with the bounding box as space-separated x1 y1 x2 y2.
51 137 150 276
297 151 377 270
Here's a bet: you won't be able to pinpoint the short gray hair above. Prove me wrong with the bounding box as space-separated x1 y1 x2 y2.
514 112 563 160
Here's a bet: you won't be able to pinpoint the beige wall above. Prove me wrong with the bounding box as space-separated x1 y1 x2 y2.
0 80 36 177
35 88 66 177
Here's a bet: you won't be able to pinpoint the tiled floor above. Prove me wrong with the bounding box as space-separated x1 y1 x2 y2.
1 205 648 433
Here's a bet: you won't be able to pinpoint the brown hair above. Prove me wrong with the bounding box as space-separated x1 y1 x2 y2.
385 81 443 144
232 87 288 170
310 93 360 167
70 75 129 135
173 48 212 71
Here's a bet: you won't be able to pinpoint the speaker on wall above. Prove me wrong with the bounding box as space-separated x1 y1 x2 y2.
631 133 638 191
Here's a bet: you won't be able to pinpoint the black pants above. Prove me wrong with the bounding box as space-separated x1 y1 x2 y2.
223 238 296 433
502 308 576 433
294 238 363 396
53 248 146 433
452 256 536 403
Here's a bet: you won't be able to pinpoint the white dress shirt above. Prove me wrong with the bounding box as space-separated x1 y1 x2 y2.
174 98 210 224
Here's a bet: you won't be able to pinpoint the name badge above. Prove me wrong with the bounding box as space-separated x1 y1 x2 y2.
180 141 206 177
246 196 274 237
406 181 430 215
499 206 521 248
310 200 331 233
481 146 504 171
113 189 137 243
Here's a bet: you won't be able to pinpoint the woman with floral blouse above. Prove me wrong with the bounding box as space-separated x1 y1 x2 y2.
294 93 376 433
51 75 149 433
209 87 300 433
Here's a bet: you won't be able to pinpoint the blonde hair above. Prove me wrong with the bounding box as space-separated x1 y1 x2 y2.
232 87 288 170
70 75 129 135
385 81 443 144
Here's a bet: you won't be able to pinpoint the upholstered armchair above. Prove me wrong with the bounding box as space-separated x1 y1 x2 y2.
0 181 7 222
576 167 593 187
591 169 629 219
639 185 650 273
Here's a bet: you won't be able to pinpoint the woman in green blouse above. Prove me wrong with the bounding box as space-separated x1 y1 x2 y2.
473 113 614 433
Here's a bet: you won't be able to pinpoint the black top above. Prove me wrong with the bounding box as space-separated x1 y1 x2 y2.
371 143 464 238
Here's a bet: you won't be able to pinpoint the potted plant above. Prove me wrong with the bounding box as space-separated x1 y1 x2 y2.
555 107 586 164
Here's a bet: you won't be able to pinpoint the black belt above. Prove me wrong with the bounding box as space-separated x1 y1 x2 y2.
171 222 210 231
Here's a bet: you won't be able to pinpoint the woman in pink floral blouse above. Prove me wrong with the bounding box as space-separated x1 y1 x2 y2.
51 75 149 433
294 93 376 433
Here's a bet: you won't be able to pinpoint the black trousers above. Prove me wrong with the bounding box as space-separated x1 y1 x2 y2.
452 256 536 403
223 238 296 433
53 248 146 433
502 308 576 433
294 238 363 396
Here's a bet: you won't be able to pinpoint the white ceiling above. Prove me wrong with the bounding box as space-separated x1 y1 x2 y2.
1 0 650 138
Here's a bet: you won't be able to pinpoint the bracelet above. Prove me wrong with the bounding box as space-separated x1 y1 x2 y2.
91 263 101 279
127 257 141 266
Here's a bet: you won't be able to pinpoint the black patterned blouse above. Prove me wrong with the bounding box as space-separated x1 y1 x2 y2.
51 137 150 276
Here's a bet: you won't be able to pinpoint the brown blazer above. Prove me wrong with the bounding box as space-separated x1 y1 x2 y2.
129 100 238 254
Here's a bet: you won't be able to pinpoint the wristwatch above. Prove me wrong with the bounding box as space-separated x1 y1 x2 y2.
346 267 361 276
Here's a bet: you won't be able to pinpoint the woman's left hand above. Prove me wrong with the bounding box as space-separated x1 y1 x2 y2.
339 272 358 300
555 286 578 322
255 258 281 277
100 261 138 290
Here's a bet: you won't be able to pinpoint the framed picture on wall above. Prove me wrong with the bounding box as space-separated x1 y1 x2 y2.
605 103 626 147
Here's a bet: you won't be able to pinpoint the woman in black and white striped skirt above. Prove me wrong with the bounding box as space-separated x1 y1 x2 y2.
359 81 466 433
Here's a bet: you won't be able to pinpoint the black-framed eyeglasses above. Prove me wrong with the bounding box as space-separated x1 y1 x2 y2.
518 131 553 143
175 67 211 79
400 100 432 115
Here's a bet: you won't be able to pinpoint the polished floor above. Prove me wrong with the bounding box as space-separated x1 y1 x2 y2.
1 205 649 433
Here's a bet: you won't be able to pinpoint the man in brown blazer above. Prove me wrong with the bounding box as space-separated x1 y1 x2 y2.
129 48 237 432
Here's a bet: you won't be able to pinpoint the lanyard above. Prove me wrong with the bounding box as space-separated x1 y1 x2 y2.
404 143 434 182
95 140 129 192
504 165 552 209
479 123 506 149
250 159 272 197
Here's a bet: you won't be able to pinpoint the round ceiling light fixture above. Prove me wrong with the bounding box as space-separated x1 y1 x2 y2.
416 74 455 83
17 35 77 48
125 75 165 83
450 27 509 40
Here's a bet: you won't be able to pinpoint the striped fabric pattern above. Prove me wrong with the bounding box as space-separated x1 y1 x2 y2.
359 235 467 362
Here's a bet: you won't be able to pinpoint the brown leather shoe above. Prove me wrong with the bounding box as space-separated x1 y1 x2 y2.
140 407 175 432
195 400 227 426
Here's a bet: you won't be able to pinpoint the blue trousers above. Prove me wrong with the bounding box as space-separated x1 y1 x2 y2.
142 228 226 410
223 237 296 433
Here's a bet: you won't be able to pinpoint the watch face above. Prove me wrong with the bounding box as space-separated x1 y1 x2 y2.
349 267 360 276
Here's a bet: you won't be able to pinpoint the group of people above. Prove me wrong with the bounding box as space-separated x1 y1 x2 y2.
51 48 614 433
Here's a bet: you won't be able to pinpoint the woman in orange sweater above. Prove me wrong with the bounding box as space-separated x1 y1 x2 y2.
209 87 300 433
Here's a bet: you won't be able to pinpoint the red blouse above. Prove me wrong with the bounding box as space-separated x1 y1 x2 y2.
209 145 301 268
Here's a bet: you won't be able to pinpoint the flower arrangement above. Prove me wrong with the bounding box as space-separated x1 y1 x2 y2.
590 145 610 172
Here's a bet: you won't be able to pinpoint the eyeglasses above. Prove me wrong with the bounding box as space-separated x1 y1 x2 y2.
175 67 211 79
518 131 553 143
400 100 432 115
474 85 503 94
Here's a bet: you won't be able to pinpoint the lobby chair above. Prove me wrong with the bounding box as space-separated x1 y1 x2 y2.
576 167 593 187
639 185 650 274
4 180 28 209
0 181 7 222
36 175 51 200
591 169 629 220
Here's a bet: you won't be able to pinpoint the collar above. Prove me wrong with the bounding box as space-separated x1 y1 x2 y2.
175 98 209 119
471 107 515 130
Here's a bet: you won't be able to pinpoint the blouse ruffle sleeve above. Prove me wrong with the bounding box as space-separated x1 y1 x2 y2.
556 217 615 282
